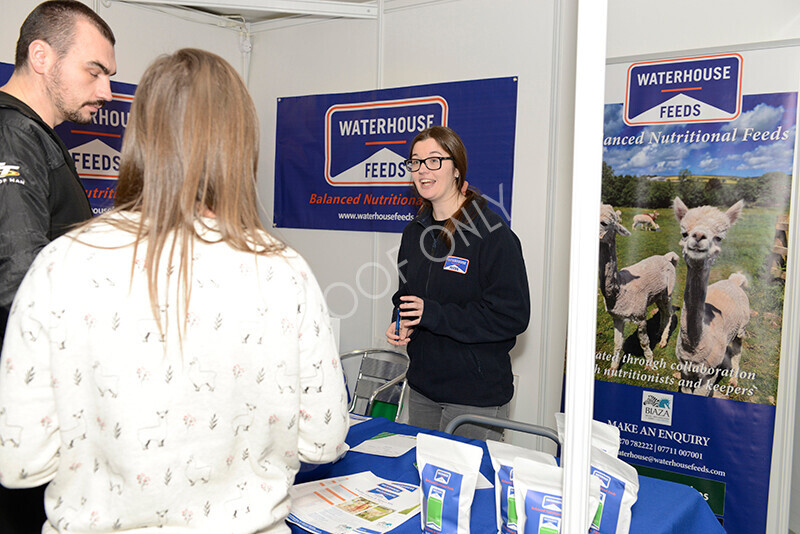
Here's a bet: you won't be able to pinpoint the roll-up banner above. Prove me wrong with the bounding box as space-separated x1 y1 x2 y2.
273 77 518 233
596 47 799 533
1 62 134 215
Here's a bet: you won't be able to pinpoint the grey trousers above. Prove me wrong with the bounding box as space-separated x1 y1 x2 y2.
407 387 510 442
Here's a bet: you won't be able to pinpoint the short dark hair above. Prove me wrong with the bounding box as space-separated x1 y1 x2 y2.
14 0 115 69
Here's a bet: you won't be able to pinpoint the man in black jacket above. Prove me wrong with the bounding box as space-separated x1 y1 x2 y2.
0 2 116 531
0 1 115 343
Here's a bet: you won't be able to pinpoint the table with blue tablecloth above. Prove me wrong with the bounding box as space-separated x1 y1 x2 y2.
290 416 724 533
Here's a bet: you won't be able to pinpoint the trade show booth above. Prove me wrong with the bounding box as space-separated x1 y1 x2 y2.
2 1 800 532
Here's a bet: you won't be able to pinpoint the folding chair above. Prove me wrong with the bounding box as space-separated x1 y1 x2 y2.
340 348 409 421
444 414 560 446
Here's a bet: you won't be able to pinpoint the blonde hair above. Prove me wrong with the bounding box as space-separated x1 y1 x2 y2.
97 48 283 338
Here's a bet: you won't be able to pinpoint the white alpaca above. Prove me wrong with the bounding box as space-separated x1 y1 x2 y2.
138 319 164 344
225 481 250 519
50 309 68 350
632 213 660 231
239 322 263 345
188 358 216 392
673 197 749 396
19 304 42 342
300 361 324 393
275 361 296 394
185 456 211 485
92 362 119 398
599 205 678 370
62 410 88 448
232 403 256 436
0 407 22 448
106 462 124 495
137 410 168 449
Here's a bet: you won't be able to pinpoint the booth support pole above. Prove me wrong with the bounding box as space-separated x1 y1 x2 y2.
561 0 607 532
370 0 385 347
766 73 800 534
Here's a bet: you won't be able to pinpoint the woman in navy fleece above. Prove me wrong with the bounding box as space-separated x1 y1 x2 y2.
386 126 530 441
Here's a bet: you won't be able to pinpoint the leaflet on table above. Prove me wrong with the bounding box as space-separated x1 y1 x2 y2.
288 471 421 534
350 432 418 457
348 413 371 425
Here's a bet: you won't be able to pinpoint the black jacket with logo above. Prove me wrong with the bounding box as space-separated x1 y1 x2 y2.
392 204 530 407
0 91 92 342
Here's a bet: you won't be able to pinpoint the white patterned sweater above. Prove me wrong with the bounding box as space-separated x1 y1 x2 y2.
0 214 349 533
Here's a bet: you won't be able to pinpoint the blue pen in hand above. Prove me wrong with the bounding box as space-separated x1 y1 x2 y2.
395 307 401 337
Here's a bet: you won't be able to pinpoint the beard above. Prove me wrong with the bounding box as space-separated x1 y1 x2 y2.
45 62 106 125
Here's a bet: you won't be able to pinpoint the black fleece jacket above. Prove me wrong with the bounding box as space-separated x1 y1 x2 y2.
392 203 530 407
0 91 92 343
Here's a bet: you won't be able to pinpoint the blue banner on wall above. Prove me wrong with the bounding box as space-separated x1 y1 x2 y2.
274 77 518 232
1 62 134 216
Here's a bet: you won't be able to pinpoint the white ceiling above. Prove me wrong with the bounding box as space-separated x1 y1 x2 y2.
111 0 378 24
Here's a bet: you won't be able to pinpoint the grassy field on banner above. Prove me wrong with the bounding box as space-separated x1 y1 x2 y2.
594 205 786 404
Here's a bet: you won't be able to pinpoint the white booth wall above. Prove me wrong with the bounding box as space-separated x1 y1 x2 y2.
0 1 242 84
248 0 571 446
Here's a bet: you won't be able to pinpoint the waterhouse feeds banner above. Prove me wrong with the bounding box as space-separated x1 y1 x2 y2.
1 62 134 215
273 77 518 232
594 50 797 534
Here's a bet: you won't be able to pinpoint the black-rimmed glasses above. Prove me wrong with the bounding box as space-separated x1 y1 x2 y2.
404 156 454 172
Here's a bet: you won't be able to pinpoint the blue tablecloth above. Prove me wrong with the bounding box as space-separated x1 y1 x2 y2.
290 417 724 533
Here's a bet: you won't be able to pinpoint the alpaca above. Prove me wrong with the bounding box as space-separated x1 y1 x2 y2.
300 361 324 394
275 361 296 394
0 407 22 448
232 403 256 436
673 197 749 396
632 213 660 231
106 461 124 495
188 358 216 392
62 410 88 448
185 456 211 486
92 362 119 398
137 410 169 449
225 481 250 519
599 205 678 370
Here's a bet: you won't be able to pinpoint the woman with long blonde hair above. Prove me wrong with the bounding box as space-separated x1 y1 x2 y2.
0 48 348 533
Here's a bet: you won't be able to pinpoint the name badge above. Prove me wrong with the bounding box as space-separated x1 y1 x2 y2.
443 256 469 274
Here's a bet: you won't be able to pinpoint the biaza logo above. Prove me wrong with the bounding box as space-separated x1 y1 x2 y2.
641 391 673 426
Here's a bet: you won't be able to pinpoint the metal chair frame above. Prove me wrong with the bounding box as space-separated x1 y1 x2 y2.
444 413 561 446
340 348 409 420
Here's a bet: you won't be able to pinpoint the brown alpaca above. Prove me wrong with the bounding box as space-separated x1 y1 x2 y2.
673 197 749 396
632 213 660 231
599 204 678 370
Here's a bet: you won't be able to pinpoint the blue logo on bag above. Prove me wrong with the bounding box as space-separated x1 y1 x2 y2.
592 470 611 490
541 495 562 512
443 256 469 274
625 53 742 126
434 469 451 485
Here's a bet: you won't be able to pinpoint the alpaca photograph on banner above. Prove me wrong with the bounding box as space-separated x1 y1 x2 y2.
594 92 795 406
